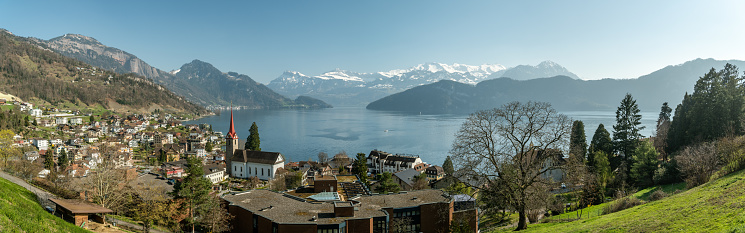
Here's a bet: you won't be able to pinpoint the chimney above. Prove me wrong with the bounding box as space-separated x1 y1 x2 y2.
333 201 355 217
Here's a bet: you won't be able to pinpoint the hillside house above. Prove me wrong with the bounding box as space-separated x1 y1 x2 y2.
204 163 227 184
366 150 424 175
425 165 445 182
392 168 422 191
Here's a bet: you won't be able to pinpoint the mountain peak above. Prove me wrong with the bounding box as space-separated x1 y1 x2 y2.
49 33 102 46
537 60 560 68
283 71 307 76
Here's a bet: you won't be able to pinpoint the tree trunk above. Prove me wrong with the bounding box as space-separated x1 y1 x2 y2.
516 207 528 230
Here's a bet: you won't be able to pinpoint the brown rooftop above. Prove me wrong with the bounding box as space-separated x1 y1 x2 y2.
223 189 451 225
224 190 386 224
356 189 450 209
49 198 114 214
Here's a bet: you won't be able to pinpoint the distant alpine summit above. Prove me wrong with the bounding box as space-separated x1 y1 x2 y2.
366 58 745 114
267 61 578 106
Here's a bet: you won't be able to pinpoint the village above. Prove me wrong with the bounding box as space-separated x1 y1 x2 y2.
1 99 481 233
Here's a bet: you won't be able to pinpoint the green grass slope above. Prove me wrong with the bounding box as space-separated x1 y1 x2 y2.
0 177 90 233
495 169 745 233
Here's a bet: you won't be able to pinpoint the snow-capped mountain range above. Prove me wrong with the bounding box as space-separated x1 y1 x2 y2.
267 61 578 106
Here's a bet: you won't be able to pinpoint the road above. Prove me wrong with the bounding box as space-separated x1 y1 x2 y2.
0 170 56 207
107 217 170 233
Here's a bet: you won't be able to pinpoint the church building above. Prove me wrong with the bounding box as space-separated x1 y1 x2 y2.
225 109 285 180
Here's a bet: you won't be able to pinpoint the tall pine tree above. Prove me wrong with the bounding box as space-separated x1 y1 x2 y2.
613 94 645 160
655 102 672 160
613 94 645 184
245 122 261 151
58 148 68 172
588 124 613 169
172 156 212 233
569 120 588 163
44 148 54 170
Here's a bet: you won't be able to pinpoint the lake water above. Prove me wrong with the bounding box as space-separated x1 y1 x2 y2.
187 107 657 166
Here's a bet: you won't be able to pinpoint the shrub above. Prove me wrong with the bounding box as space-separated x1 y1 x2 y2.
602 196 642 215
653 160 681 185
30 178 78 199
648 189 669 201
527 209 542 223
713 136 745 180
547 195 566 216
677 142 719 188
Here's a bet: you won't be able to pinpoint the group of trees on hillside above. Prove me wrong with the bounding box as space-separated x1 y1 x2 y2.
0 32 206 115
447 63 745 231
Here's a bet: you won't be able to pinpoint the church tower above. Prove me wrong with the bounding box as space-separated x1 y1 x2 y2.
225 107 239 175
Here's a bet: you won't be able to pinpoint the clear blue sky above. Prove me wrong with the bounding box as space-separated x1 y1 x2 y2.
2 0 744 83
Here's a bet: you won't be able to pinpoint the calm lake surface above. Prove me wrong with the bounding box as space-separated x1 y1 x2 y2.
187 107 656 166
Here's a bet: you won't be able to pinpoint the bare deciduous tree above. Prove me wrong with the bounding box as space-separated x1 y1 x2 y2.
317 152 329 164
677 142 719 188
450 101 572 230
80 144 128 210
131 181 169 233
200 195 233 233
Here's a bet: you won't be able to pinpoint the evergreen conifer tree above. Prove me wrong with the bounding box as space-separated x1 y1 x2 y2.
44 148 54 170
569 120 588 163
613 94 644 162
442 156 455 175
172 156 212 233
58 148 68 171
588 124 613 168
205 140 213 152
630 141 659 187
245 122 261 151
352 153 368 184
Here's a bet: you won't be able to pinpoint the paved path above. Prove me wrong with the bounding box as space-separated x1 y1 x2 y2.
107 217 170 233
0 170 56 207
1 171 170 233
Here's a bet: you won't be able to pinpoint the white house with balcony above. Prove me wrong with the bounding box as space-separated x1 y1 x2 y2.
366 150 424 175
30 109 43 117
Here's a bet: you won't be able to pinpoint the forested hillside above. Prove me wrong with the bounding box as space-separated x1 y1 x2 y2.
0 30 207 115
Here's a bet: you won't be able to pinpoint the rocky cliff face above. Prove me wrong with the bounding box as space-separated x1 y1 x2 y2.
31 34 174 82
27 33 330 109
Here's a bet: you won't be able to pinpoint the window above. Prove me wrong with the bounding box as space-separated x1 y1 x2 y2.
252 215 258 232
262 168 264 176
240 167 243 172
373 218 387 233
248 166 251 174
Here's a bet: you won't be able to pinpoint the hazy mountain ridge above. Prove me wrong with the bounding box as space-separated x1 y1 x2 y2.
26 32 330 109
267 61 576 106
367 58 745 114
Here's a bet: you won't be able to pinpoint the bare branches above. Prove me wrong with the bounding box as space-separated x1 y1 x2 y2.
677 142 719 188
450 101 571 230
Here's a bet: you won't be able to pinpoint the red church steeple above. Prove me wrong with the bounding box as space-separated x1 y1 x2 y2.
226 106 238 139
